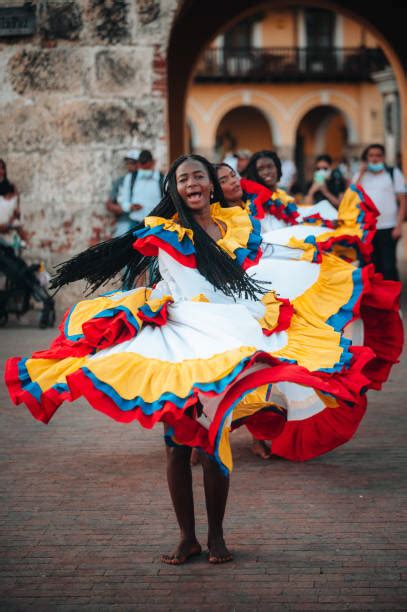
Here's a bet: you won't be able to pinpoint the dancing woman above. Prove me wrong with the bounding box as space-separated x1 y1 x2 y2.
5 155 403 565
214 160 403 461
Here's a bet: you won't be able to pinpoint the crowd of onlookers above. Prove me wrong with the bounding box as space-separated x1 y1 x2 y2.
1 142 406 300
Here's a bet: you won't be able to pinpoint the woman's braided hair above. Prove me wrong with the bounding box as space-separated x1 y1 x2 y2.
51 154 266 300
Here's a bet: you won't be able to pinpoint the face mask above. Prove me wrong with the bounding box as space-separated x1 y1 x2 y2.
314 169 330 184
367 162 385 172
137 169 154 180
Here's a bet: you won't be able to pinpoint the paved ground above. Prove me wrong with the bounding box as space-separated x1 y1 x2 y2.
0 278 406 610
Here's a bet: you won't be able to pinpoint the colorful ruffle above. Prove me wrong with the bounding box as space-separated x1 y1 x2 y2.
133 218 197 267
241 179 299 225
294 184 379 264
258 292 294 336
133 204 263 271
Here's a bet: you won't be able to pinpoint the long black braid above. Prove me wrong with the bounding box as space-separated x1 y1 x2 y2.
243 150 282 187
51 154 266 300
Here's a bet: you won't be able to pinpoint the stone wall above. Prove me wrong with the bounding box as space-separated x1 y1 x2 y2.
0 0 179 305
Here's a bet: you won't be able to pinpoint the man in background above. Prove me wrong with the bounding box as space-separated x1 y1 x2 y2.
235 149 252 176
353 143 406 280
106 149 140 237
128 149 164 224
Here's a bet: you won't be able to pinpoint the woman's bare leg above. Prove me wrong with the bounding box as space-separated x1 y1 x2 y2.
201 454 233 564
161 444 202 565
251 436 271 459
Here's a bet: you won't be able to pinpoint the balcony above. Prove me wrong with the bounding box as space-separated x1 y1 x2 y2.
194 46 388 83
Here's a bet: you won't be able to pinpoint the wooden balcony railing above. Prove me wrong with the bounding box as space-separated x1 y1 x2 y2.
194 46 388 82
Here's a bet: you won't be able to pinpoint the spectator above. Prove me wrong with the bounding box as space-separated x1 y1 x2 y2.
304 154 347 208
128 149 165 223
353 143 406 281
222 152 238 173
106 149 140 238
235 149 252 176
278 157 297 194
0 159 27 253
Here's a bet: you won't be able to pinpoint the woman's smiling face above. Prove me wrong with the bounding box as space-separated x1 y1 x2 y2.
217 165 243 203
256 156 278 188
176 159 213 212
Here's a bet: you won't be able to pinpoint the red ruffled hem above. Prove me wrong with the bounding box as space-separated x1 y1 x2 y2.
360 274 403 390
271 399 367 461
5 357 72 424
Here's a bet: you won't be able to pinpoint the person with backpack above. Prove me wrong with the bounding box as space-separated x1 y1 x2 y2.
353 143 406 280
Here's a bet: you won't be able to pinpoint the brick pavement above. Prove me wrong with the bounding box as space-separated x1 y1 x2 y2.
0 289 406 611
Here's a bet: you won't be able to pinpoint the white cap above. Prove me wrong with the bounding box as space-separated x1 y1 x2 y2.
124 149 140 161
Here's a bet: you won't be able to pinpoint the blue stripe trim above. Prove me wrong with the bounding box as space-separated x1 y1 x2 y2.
234 213 262 266
138 302 166 319
64 305 140 342
17 359 69 403
134 224 196 255
80 355 253 415
327 267 363 332
18 358 42 401
63 306 83 341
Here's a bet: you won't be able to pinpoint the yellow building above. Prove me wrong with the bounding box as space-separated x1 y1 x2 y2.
187 7 397 186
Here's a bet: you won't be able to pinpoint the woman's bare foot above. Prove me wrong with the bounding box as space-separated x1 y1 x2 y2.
251 438 271 460
190 448 201 466
207 536 233 564
161 538 202 565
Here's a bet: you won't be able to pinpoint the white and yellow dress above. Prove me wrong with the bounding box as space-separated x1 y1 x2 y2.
5 201 402 473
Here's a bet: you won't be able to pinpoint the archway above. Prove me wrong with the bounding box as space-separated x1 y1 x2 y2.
214 106 273 160
295 105 350 188
167 0 407 169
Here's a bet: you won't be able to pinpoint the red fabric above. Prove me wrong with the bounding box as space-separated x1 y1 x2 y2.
310 234 373 264
274 298 294 333
356 272 404 390
240 178 271 219
271 399 367 461
262 297 294 336
82 312 137 349
4 357 70 424
133 235 197 268
240 178 299 225
31 309 95 359
241 248 262 270
242 410 286 441
301 213 338 229
138 300 173 326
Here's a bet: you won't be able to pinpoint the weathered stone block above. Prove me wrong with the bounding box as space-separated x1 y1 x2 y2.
39 1 83 40
87 0 131 44
137 0 160 25
0 103 56 152
1 152 37 200
8 49 85 94
124 98 166 140
93 48 152 96
58 101 141 145
34 149 111 207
